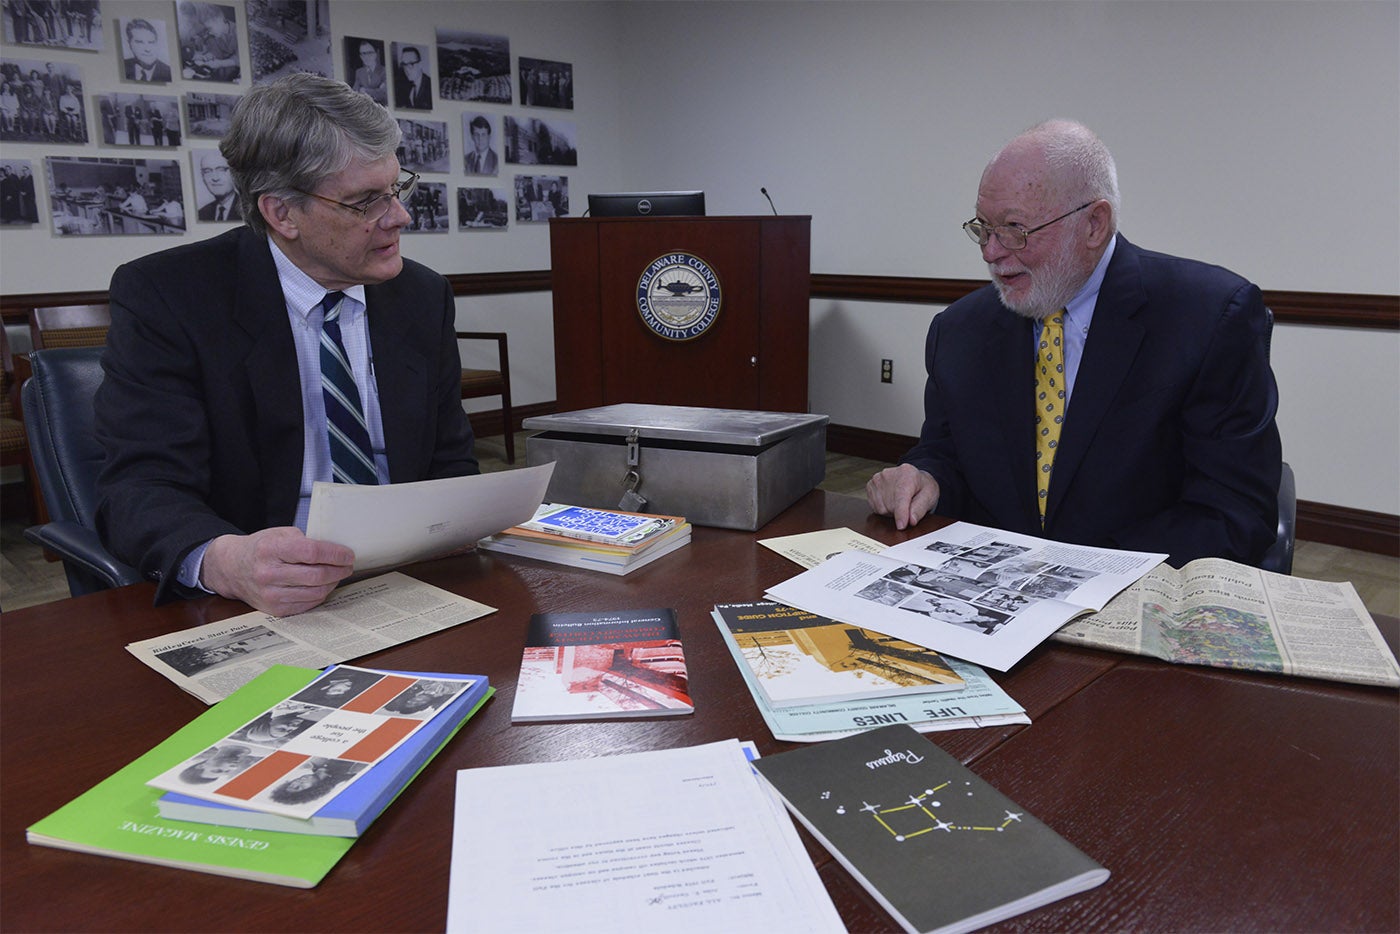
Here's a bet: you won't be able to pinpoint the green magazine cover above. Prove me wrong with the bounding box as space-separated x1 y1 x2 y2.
27 666 354 888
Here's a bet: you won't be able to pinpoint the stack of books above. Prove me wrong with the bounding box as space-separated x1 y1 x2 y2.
27 665 492 887
478 503 691 575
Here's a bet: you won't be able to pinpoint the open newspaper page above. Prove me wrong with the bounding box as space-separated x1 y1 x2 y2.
1055 559 1400 687
765 522 1165 671
127 573 495 704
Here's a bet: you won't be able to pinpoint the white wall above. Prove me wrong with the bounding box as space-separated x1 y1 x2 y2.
613 0 1400 515
2 1 1396 514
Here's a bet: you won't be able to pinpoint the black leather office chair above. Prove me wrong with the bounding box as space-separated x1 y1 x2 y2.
21 347 142 597
1259 307 1296 575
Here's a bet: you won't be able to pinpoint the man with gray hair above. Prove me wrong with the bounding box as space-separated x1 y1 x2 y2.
867 119 1280 567
96 73 478 616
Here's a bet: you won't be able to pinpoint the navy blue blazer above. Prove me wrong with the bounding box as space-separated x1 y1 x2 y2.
95 226 479 602
902 235 1281 567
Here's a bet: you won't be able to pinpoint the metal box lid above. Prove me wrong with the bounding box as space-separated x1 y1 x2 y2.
523 404 828 447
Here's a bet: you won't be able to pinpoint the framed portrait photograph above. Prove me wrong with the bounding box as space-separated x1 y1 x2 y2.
0 158 40 225
247 0 332 84
518 57 572 109
117 17 172 83
435 29 509 103
391 41 430 110
404 179 447 232
457 186 507 230
2 0 102 51
96 92 180 146
175 2 241 83
504 115 577 167
189 147 240 222
46 155 184 235
344 35 386 104
461 112 498 176
395 118 449 174
0 58 87 143
512 174 567 222
182 90 239 138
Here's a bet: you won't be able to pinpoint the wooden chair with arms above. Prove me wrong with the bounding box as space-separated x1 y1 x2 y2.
457 330 514 464
29 303 112 350
0 324 44 523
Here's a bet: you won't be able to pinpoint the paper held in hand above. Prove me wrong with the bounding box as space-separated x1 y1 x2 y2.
766 522 1166 671
307 462 554 573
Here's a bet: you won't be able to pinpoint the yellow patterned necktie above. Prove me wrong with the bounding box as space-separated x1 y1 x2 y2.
1035 311 1067 526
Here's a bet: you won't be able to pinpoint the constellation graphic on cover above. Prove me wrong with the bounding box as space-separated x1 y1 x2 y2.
822 781 1023 842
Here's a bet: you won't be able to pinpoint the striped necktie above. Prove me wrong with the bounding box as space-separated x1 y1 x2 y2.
1034 311 1067 526
319 291 378 485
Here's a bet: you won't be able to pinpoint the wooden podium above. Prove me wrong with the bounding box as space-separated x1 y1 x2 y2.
548 215 811 413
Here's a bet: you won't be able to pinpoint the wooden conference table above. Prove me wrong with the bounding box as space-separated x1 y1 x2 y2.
2 492 1397 932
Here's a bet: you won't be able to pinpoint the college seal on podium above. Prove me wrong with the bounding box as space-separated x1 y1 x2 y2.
636 251 722 341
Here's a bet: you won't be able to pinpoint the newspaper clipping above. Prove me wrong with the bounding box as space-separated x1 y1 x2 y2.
127 573 495 703
1055 558 1400 687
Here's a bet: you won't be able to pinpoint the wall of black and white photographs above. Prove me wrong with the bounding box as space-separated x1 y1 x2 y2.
0 0 580 243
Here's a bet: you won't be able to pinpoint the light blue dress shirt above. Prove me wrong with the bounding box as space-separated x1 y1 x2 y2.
1032 234 1117 405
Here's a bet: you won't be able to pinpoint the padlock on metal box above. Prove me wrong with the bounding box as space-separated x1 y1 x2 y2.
523 404 829 531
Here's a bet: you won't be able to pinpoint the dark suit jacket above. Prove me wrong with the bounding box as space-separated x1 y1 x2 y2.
465 148 497 175
394 70 431 109
196 196 241 222
95 227 479 602
124 57 172 82
902 235 1281 567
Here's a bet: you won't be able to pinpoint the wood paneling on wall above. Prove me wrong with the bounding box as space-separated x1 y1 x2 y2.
5 273 1396 555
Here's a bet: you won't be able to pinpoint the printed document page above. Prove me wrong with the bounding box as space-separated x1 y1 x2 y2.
767 521 1165 671
758 526 888 569
307 462 554 572
446 740 844 933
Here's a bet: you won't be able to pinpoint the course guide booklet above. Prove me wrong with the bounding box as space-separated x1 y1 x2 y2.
127 572 495 704
766 522 1165 671
148 666 478 820
446 739 844 934
712 614 1029 742
307 462 554 573
753 724 1109 934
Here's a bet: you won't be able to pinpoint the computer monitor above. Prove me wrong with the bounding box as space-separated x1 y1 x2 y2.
586 191 706 218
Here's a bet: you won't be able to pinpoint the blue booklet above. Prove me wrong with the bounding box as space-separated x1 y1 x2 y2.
521 503 673 544
156 666 492 837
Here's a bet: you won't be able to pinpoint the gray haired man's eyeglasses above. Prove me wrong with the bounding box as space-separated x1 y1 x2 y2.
294 172 419 223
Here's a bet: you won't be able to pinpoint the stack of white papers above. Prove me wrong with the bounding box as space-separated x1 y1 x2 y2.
446 740 844 933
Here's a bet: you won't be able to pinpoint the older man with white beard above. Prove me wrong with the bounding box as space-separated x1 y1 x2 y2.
866 119 1281 568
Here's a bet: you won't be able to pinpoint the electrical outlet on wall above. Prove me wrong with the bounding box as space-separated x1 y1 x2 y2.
880 358 893 383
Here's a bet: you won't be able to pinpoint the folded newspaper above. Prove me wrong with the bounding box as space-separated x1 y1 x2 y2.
765 522 1166 671
1054 558 1400 687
